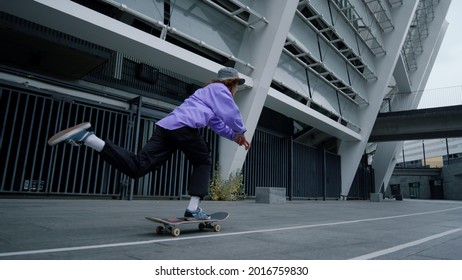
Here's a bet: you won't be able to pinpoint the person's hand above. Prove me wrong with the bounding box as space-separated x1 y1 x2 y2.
235 134 250 150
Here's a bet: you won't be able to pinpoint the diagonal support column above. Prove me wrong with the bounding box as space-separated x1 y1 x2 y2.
218 0 299 179
373 0 451 193
337 0 419 196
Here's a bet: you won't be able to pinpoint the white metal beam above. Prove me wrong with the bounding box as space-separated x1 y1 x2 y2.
265 88 361 141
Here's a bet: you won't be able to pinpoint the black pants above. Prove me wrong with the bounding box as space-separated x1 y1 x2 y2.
99 126 211 197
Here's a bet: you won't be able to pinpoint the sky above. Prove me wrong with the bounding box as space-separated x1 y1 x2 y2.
419 0 462 108
425 0 462 90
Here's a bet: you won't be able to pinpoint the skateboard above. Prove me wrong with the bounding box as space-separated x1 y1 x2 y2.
145 212 229 237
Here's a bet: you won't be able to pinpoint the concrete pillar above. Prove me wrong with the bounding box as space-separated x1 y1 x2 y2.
218 0 299 179
338 0 419 196
373 0 451 192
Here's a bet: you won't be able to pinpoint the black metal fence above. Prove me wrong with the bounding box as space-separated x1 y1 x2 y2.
348 158 375 200
1 84 345 200
0 84 218 198
243 130 342 200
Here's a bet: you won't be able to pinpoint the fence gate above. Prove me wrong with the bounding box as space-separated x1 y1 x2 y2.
243 130 342 200
0 84 218 198
1 85 129 196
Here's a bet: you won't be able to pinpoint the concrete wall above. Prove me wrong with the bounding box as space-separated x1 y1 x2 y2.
387 175 434 199
388 160 462 200
441 161 462 200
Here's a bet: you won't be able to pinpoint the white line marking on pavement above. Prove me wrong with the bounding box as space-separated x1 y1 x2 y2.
1 206 462 258
350 227 462 260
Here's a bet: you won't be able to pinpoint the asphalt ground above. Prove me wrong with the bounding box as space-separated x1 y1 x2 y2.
1 197 462 260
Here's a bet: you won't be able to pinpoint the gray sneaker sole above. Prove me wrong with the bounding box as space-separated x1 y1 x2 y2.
48 122 91 146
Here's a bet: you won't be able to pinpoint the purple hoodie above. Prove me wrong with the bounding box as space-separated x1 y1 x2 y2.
156 82 247 141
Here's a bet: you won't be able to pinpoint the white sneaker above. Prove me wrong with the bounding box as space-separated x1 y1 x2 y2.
48 122 94 146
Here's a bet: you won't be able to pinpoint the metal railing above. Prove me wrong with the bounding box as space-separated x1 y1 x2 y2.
380 85 462 113
401 0 441 72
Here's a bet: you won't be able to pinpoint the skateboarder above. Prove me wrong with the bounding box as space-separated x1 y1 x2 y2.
48 67 250 220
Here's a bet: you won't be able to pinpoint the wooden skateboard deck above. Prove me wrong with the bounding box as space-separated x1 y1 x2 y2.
145 212 229 237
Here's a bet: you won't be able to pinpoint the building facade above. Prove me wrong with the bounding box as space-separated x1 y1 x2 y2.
397 138 462 168
0 0 451 199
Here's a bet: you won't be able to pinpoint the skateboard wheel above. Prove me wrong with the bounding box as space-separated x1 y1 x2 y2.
213 224 221 232
198 223 206 231
156 226 164 234
171 227 181 237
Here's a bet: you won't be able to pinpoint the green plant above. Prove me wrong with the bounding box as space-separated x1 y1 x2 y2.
209 164 246 201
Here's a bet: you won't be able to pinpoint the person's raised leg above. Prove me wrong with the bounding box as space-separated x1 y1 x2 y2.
49 123 174 179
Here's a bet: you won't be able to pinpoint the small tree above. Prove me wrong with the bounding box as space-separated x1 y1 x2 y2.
209 163 246 201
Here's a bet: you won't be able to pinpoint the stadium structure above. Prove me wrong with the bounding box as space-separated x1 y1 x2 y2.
0 0 452 200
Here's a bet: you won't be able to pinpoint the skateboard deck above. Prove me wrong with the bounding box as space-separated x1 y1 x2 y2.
145 212 229 237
